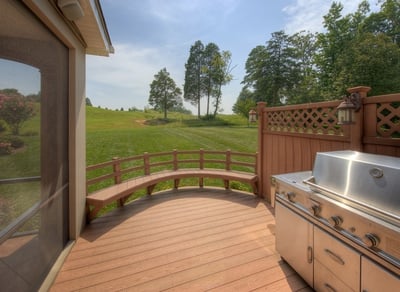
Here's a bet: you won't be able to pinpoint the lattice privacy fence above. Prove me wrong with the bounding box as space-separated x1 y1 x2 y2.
265 101 343 136
376 102 400 138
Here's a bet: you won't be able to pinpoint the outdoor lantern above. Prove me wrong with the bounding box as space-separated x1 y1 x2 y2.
249 109 257 123
337 92 361 125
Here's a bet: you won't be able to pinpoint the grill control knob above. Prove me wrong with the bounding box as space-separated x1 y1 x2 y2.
362 233 380 248
309 203 321 216
328 216 343 228
287 192 296 202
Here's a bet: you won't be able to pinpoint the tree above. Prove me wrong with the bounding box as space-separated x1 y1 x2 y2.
0 94 35 135
86 97 93 106
242 45 270 102
286 31 320 104
243 31 303 106
184 40 204 118
336 33 400 95
377 0 400 45
242 1 400 105
212 50 233 116
232 88 256 124
148 68 182 119
315 1 400 97
202 43 220 116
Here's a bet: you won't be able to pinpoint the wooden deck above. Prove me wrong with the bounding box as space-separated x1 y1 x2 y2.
51 188 312 291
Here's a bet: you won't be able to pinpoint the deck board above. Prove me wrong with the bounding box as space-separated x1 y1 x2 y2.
51 188 311 291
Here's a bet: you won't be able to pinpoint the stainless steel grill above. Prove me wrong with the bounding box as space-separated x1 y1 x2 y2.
305 151 400 226
273 151 400 291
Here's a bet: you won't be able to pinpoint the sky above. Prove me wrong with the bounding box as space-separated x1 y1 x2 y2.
0 0 379 114
87 0 380 114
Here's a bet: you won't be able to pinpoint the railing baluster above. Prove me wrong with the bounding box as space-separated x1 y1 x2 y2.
112 157 121 184
226 149 231 171
144 152 150 175
173 149 178 170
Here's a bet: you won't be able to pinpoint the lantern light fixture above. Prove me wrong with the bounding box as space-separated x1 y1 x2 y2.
337 92 361 125
249 109 257 123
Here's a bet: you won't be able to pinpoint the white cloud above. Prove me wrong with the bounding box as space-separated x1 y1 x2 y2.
283 0 331 34
149 0 239 22
283 0 381 34
86 43 187 110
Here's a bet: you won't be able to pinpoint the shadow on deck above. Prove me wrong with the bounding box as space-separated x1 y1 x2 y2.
51 188 312 291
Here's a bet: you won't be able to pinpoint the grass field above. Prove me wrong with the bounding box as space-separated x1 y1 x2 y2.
86 107 258 165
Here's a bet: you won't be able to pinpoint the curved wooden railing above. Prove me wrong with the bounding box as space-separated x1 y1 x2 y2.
86 149 258 194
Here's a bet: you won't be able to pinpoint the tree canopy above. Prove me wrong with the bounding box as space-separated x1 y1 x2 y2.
148 68 183 119
184 40 232 118
235 0 400 110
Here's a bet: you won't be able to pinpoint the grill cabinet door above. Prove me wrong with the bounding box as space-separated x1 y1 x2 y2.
361 256 400 291
314 226 361 291
275 201 314 286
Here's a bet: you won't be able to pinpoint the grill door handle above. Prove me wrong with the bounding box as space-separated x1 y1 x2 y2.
307 246 313 263
324 283 337 292
324 248 345 265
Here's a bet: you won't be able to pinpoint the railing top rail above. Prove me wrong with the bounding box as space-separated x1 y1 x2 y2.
364 93 400 104
87 150 257 171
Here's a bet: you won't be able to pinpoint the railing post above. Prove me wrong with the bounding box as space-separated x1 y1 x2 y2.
112 157 124 207
173 149 178 170
347 86 371 151
257 102 267 200
223 149 232 189
112 157 121 184
144 152 150 175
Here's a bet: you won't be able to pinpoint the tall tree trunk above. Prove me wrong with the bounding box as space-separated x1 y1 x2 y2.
206 95 210 116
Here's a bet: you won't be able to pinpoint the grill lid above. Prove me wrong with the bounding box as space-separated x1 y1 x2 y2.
305 151 400 222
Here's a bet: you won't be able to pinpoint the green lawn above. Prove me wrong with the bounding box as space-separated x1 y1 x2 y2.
86 107 257 165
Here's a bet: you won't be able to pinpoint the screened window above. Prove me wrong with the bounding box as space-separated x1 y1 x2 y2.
0 1 69 290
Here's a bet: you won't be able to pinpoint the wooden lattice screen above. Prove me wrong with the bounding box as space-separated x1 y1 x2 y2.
265 101 344 136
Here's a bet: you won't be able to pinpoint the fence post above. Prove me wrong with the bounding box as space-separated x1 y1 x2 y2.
257 102 267 200
347 86 371 151
112 157 121 184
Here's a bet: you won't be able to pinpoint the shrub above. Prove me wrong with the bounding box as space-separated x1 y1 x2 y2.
0 142 12 155
8 136 24 148
0 96 35 135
